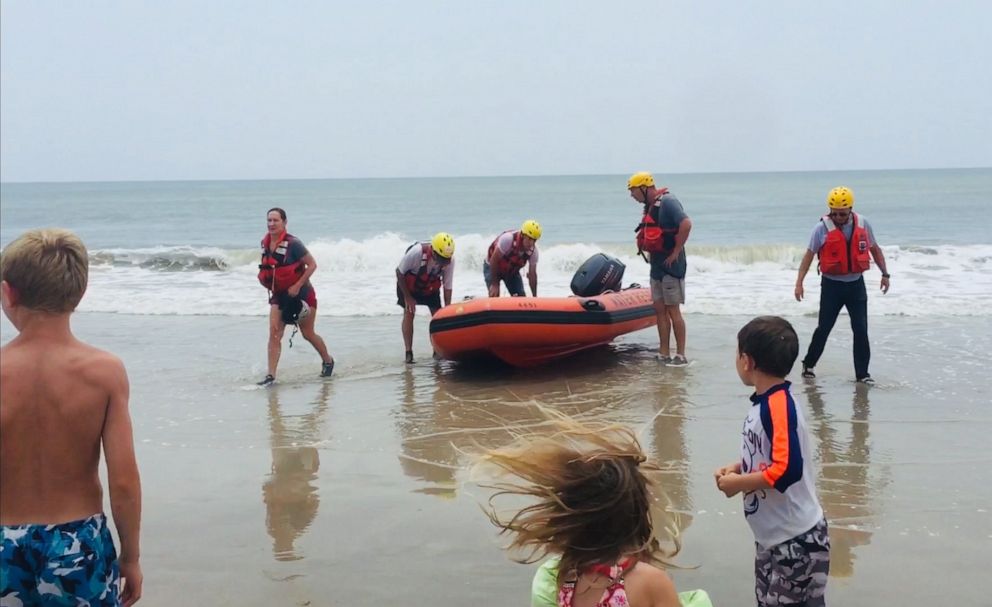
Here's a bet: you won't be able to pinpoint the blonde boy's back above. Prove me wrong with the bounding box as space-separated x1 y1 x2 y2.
0 338 126 523
1 228 142 604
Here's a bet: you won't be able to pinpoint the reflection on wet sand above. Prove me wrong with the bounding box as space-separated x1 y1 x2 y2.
394 362 584 498
396 366 462 497
804 382 885 578
646 375 694 537
394 345 695 539
262 383 332 561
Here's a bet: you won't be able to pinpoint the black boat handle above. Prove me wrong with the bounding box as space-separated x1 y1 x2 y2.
581 299 606 311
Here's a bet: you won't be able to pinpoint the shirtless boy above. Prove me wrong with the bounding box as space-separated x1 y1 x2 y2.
1 228 142 606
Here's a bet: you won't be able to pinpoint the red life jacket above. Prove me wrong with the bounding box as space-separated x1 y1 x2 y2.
634 189 678 253
818 212 871 275
402 243 443 295
257 232 305 293
488 230 533 277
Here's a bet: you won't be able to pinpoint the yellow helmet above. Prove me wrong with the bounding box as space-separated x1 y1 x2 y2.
627 171 655 189
520 219 542 240
430 232 455 259
826 186 854 209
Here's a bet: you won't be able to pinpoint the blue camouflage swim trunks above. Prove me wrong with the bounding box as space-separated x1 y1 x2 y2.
1 513 120 607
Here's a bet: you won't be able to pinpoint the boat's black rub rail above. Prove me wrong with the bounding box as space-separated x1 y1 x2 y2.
429 304 656 334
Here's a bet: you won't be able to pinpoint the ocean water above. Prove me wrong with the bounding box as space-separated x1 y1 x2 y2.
2 170 991 606
2 168 990 318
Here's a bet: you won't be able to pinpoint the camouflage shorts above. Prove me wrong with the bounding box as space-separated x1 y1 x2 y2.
754 517 830 606
1 513 120 606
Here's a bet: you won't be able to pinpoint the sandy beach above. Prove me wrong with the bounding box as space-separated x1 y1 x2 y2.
4 310 987 605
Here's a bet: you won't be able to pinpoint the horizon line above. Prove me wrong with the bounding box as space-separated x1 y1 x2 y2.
1 165 989 186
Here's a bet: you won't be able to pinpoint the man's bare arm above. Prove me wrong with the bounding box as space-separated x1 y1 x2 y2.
870 244 890 294
795 249 816 301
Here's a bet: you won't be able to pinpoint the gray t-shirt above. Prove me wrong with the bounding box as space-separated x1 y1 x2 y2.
397 242 455 288
807 215 876 282
648 193 689 280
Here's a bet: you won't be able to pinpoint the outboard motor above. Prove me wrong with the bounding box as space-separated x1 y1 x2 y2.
570 253 626 296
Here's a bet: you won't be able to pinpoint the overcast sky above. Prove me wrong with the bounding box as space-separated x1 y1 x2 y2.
2 1 990 182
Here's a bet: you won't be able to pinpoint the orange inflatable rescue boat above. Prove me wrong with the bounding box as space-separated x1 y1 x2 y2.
429 254 657 367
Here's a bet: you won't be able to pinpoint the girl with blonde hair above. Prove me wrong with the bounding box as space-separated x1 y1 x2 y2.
474 408 711 607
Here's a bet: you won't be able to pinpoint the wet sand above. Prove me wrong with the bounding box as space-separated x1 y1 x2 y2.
2 312 989 605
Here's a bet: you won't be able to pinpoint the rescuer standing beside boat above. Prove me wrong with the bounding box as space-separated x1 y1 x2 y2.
629 172 693 367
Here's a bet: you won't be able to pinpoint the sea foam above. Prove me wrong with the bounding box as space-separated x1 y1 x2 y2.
80 234 992 318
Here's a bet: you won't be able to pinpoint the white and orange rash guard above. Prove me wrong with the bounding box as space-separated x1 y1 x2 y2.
739 381 824 548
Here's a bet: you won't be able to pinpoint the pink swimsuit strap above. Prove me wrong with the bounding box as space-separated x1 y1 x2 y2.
558 559 635 607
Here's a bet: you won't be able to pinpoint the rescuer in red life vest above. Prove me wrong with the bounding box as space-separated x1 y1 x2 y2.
484 220 541 298
256 207 334 386
395 232 455 364
794 187 891 384
628 171 692 367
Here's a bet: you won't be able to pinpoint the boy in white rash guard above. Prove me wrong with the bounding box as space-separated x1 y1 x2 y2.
715 316 830 607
